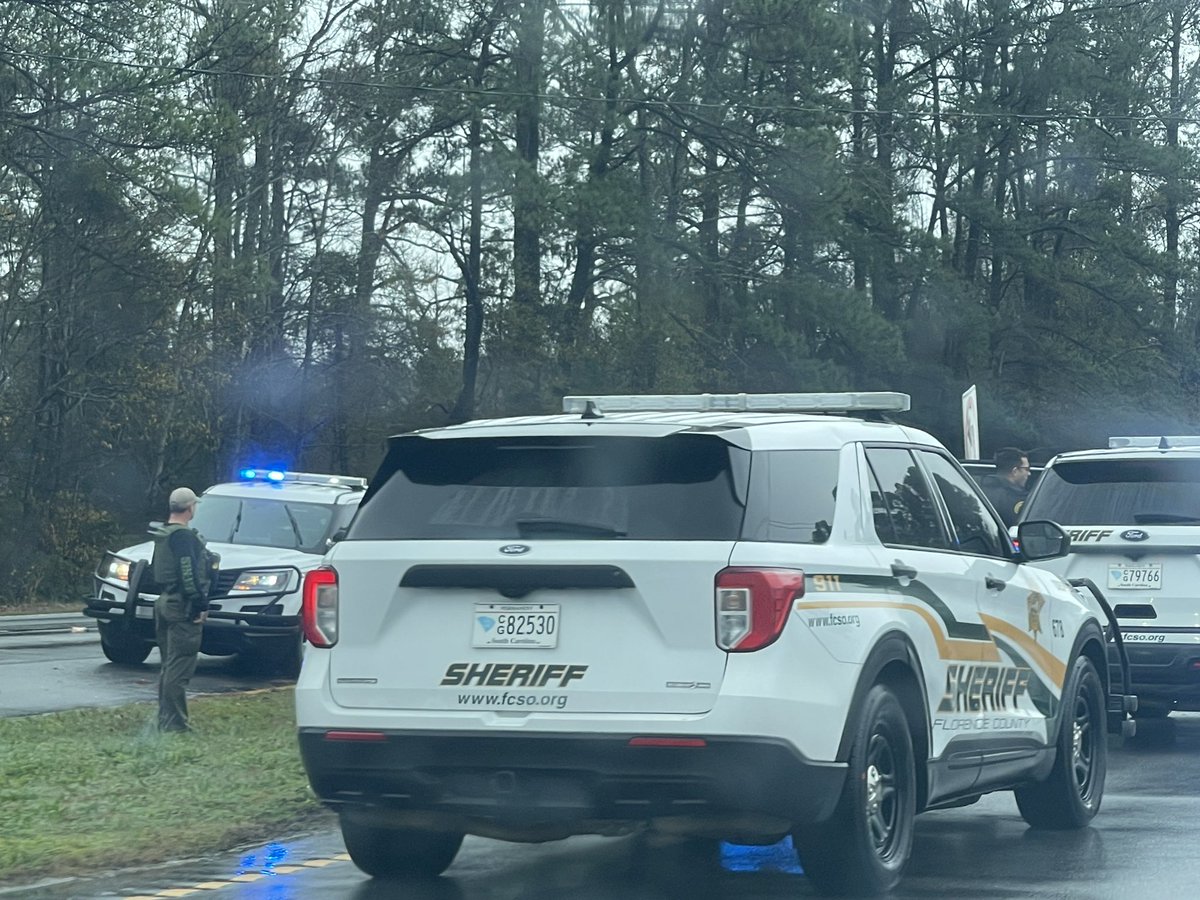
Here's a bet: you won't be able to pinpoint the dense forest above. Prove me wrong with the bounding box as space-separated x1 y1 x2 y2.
2 0 1199 603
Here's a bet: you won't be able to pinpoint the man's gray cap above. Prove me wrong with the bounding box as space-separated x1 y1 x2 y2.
168 487 200 512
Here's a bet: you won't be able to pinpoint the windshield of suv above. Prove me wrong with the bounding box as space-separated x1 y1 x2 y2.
350 434 750 540
1024 458 1200 525
191 496 337 553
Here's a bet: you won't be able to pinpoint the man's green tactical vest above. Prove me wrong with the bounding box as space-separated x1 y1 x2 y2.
150 523 215 616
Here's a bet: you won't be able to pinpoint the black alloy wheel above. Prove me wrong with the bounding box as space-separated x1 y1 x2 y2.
793 683 916 895
1014 654 1106 830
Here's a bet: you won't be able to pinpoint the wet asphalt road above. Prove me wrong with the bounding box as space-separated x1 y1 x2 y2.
4 620 1200 899
0 615 285 717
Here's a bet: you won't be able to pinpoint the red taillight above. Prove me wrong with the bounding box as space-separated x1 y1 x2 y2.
628 736 708 748
324 730 386 742
302 566 339 648
715 567 804 652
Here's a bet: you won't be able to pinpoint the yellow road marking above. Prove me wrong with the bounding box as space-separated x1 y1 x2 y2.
122 852 350 898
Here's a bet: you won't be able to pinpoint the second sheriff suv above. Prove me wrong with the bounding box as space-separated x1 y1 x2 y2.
86 469 365 674
1020 436 1200 718
295 393 1134 895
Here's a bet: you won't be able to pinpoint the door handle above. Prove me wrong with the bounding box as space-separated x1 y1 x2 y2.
985 575 1007 591
891 562 918 579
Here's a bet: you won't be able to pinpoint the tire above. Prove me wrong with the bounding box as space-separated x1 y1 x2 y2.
238 638 303 678
271 635 303 678
793 684 916 896
1014 655 1106 830
98 624 153 665
340 816 463 879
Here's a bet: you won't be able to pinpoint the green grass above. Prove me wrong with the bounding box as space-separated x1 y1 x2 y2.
0 688 332 885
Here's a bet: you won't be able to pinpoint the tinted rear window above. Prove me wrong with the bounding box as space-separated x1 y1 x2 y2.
1024 458 1200 525
741 450 839 544
350 434 749 540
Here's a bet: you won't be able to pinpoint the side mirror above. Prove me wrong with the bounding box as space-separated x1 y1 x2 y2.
1017 520 1070 561
327 527 349 548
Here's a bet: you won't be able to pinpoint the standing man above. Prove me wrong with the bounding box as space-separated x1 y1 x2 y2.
980 447 1032 527
151 487 215 733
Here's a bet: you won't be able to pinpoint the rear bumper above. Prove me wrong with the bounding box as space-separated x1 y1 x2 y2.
1110 638 1200 707
298 729 846 830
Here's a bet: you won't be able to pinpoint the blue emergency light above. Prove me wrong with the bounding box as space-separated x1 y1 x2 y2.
235 467 368 489
239 467 287 482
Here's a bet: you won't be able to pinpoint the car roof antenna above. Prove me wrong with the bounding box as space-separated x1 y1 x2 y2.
1160 436 1170 449
581 400 604 420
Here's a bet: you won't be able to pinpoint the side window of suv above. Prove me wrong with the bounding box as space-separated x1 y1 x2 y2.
864 447 949 550
918 450 1010 558
868 466 897 544
742 450 839 544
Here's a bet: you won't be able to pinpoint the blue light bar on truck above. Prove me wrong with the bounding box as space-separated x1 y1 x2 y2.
237 469 368 489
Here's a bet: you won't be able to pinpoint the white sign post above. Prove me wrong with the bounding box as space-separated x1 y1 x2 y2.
962 385 980 461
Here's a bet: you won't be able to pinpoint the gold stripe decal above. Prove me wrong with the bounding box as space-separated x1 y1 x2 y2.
795 600 1000 662
979 613 1067 688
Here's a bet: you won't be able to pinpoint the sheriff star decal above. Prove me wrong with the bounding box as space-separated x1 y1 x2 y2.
1026 591 1046 641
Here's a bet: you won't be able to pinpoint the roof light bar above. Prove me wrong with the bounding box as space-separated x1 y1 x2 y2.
1108 436 1200 449
238 468 368 489
562 392 910 415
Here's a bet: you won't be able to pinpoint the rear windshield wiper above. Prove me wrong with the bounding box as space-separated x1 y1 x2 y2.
1132 512 1200 524
515 517 627 538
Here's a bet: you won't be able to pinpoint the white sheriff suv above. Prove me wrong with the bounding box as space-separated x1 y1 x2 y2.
295 393 1134 895
1019 436 1200 719
85 469 365 674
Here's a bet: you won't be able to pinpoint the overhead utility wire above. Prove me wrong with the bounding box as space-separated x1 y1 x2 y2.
6 49 1199 127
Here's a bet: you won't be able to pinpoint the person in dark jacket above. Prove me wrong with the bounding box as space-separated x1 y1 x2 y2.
151 486 216 733
979 447 1032 527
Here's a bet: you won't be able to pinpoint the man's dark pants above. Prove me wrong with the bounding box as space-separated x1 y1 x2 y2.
155 595 202 732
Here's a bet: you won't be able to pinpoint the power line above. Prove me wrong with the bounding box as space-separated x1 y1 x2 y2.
6 48 1200 128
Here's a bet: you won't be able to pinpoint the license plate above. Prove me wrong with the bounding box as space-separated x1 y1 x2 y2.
472 603 559 649
1107 564 1162 590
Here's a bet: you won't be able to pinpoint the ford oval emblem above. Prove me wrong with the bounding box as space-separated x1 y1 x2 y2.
499 544 531 555
1120 529 1149 542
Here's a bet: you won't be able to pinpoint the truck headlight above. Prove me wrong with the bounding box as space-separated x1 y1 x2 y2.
231 570 292 593
100 554 132 583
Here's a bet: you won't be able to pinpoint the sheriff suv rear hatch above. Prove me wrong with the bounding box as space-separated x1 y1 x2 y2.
325 432 750 715
1021 455 1200 632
